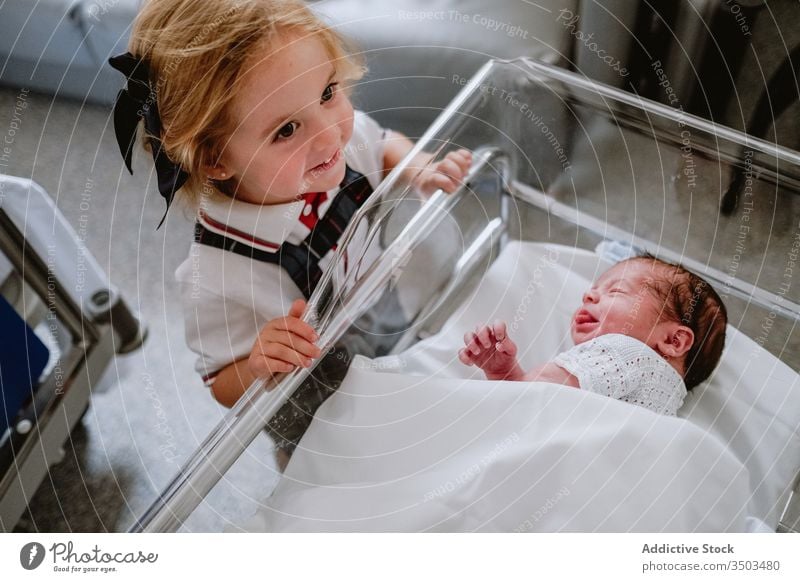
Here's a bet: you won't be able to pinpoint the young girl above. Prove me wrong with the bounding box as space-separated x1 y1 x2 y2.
459 255 728 416
110 0 471 465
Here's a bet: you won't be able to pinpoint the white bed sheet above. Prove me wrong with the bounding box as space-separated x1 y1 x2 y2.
243 367 752 532
391 241 800 528
241 242 800 531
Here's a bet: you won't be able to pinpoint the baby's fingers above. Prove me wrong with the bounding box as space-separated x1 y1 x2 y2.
463 331 484 356
496 336 517 357
492 320 507 342
463 331 475 347
476 325 494 349
458 348 475 366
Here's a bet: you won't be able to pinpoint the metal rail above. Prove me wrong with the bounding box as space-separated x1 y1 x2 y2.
511 181 800 323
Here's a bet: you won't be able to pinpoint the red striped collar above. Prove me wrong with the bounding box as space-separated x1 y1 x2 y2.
197 193 306 253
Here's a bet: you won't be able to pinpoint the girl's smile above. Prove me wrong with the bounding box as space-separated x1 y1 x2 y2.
308 148 343 177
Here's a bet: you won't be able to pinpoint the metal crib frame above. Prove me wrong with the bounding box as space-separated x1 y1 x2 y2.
0 177 145 531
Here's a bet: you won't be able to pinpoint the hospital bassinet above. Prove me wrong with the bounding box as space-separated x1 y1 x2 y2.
133 58 800 532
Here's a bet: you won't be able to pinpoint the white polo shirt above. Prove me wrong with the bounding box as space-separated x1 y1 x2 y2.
174 111 387 385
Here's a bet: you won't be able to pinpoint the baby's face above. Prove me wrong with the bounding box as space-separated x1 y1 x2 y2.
570 260 666 348
219 33 354 205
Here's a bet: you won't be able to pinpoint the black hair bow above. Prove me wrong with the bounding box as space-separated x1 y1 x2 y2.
108 52 189 227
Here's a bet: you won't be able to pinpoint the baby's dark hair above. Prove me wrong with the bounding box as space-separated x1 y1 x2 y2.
627 254 728 389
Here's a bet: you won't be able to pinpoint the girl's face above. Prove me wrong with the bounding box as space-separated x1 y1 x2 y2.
216 33 354 205
570 260 671 349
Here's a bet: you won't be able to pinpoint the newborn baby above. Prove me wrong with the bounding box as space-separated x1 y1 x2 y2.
458 255 728 415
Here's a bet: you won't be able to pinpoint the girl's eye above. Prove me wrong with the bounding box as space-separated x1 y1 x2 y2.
276 121 298 140
321 82 338 103
609 288 625 294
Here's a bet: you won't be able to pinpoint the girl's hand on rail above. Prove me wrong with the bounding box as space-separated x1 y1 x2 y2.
458 321 525 381
413 149 472 195
248 299 321 384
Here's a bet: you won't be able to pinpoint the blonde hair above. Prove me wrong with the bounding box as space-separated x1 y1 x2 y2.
128 0 364 206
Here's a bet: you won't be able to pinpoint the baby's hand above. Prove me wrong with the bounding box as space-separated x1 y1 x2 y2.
458 321 522 380
413 149 472 195
248 299 322 383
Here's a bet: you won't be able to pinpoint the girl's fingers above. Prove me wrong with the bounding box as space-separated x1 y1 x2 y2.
464 331 476 347
429 173 458 193
280 332 321 359
448 150 472 173
272 317 319 344
287 298 306 319
266 358 296 374
447 149 470 162
436 158 462 179
257 330 320 360
250 355 295 378
262 343 314 368
458 348 474 366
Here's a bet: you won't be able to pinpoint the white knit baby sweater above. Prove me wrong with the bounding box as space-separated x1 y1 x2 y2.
553 333 687 416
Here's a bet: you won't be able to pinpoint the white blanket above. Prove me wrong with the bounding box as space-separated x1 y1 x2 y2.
242 362 753 532
238 241 798 532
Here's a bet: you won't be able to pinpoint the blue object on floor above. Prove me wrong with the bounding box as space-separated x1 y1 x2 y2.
0 294 50 437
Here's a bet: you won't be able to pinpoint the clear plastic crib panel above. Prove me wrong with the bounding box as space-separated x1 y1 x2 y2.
303 146 508 357
395 57 800 371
